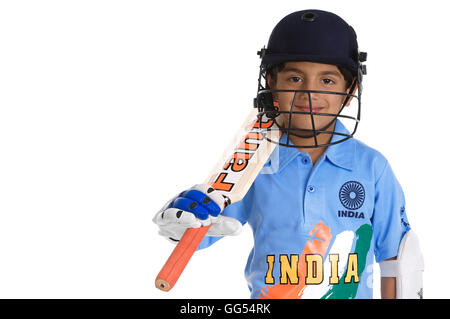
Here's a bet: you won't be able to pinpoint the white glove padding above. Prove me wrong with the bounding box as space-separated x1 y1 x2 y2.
153 184 242 243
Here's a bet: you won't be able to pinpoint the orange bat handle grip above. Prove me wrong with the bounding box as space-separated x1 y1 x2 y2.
155 224 211 291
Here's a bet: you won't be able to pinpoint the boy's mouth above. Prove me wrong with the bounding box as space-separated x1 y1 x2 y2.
294 105 325 113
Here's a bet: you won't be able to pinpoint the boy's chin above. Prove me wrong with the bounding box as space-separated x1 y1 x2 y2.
286 130 317 139
282 121 336 137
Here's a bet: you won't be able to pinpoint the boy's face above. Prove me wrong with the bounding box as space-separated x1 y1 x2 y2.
267 61 354 137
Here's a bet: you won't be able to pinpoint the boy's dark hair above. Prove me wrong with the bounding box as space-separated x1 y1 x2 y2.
266 62 355 89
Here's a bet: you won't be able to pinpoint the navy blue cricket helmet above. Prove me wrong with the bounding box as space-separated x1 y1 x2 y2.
254 9 367 149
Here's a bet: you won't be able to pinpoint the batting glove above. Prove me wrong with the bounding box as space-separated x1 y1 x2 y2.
153 184 242 243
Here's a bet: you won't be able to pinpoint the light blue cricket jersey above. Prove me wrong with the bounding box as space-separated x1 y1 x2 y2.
199 120 410 299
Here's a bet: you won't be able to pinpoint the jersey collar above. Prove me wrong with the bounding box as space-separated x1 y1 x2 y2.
324 120 356 171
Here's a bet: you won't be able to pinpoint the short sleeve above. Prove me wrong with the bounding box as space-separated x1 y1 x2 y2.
372 161 411 262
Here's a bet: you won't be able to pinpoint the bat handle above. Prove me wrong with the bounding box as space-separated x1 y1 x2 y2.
155 225 211 291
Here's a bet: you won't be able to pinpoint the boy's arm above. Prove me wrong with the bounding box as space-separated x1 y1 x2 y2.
373 161 423 298
380 256 397 299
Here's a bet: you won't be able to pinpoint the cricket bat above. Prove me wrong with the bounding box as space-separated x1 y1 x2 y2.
155 108 282 291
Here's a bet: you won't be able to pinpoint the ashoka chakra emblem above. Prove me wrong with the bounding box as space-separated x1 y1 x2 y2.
339 181 365 210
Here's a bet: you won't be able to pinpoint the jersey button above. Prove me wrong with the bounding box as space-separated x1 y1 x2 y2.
301 157 309 165
307 185 315 193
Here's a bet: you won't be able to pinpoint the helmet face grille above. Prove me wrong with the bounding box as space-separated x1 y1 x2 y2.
255 87 361 149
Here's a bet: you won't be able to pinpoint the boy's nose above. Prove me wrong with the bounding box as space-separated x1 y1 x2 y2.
295 87 320 105
299 80 320 96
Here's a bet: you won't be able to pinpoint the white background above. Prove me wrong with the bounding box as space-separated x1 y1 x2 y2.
0 0 448 299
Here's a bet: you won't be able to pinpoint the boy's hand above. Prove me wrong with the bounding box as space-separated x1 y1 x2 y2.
153 184 242 243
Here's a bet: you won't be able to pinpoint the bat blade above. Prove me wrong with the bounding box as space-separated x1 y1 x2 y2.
155 109 282 291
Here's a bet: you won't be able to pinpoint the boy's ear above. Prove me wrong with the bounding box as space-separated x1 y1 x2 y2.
344 82 358 107
266 73 278 101
266 73 275 89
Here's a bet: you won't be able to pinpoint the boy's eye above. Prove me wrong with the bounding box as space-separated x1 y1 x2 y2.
322 78 335 85
288 77 302 83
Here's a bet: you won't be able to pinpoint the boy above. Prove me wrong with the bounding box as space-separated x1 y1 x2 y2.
153 9 424 299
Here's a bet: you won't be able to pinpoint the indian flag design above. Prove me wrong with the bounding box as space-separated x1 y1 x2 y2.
258 222 373 299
